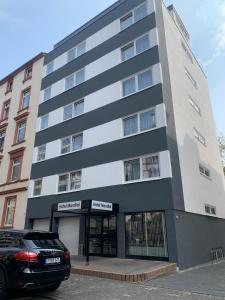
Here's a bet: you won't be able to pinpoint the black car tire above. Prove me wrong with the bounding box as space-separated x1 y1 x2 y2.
0 269 8 300
46 281 62 291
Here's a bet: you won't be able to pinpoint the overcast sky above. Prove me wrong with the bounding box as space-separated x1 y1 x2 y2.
0 0 224 135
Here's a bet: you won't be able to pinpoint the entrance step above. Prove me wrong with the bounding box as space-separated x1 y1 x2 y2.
71 257 177 282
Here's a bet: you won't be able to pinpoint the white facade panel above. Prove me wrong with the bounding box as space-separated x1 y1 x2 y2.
42 175 58 196
86 19 120 51
51 79 65 98
34 103 167 161
46 140 61 160
85 82 121 113
49 108 64 128
81 161 123 190
162 5 225 218
54 53 67 71
86 49 121 80
83 119 121 149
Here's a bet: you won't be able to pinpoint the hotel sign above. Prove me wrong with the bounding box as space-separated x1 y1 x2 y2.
91 200 113 211
58 201 81 211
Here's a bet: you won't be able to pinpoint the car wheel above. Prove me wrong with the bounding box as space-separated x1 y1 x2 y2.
46 281 62 291
0 269 8 300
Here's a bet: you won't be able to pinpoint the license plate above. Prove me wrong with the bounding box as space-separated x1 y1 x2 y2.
45 257 61 264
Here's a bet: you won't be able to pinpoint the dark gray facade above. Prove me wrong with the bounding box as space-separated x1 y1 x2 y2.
26 0 225 270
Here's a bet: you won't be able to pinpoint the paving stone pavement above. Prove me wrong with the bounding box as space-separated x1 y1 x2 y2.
11 261 225 300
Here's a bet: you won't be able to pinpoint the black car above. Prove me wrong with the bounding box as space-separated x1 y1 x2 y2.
0 229 71 299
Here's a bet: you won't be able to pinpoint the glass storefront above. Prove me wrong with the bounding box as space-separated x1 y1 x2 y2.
125 212 168 258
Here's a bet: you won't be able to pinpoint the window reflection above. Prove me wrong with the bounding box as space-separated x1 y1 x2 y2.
125 212 168 257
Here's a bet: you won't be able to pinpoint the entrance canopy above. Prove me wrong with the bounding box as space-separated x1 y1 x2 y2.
50 200 119 265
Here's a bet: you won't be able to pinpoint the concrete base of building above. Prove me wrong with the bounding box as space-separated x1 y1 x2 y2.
71 256 177 282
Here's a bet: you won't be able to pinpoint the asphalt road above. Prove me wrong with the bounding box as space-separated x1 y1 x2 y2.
11 261 225 300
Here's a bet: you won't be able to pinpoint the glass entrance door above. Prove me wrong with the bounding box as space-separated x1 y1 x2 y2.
88 215 117 257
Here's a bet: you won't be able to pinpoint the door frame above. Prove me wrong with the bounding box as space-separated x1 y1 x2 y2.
88 214 117 257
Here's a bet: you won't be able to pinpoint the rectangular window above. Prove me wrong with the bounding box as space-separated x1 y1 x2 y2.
120 13 133 30
58 171 81 192
46 62 54 75
58 174 69 192
138 69 152 90
120 2 147 31
142 155 160 179
67 48 76 63
122 68 153 97
21 89 30 110
181 41 193 63
63 104 73 121
185 68 197 88
16 121 26 143
123 108 156 137
194 128 206 146
134 2 147 22
65 74 75 91
205 205 216 215
1 100 10 120
77 41 86 57
70 171 81 190
123 115 138 136
140 109 156 131
124 159 140 181
121 33 150 62
0 131 5 152
6 80 13 93
61 133 83 154
63 99 84 121
76 69 85 85
124 154 160 182
72 134 83 151
37 145 46 162
4 197 16 227
125 212 168 257
65 69 85 91
40 115 49 130
121 43 135 61
199 164 211 178
136 34 150 54
43 87 51 102
67 41 86 63
24 66 32 80
61 137 71 154
33 179 42 196
11 157 22 181
74 99 84 116
122 77 136 96
189 96 201 115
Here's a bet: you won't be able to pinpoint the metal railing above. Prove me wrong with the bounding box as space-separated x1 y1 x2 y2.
210 247 225 263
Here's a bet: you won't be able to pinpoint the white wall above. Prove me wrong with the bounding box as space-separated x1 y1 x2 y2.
33 103 167 163
162 4 225 218
30 150 172 197
37 62 162 132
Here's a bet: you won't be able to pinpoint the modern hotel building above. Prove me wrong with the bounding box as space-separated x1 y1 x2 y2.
26 0 225 269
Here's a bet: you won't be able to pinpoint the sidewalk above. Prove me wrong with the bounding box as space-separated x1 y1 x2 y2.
71 256 177 282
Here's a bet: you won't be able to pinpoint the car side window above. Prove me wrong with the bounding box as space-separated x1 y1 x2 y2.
0 232 23 248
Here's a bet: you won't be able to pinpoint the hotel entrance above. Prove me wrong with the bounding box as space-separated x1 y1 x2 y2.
88 215 117 257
